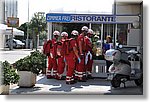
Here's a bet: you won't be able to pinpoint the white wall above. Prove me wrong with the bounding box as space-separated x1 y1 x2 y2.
0 30 4 49
0 0 4 24
127 29 141 46
4 0 18 23
116 4 141 15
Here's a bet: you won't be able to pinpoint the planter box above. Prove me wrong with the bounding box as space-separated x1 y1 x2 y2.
0 85 10 95
18 71 36 87
0 85 3 94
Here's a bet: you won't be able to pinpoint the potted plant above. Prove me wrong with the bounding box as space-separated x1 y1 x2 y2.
13 51 46 87
0 61 3 94
0 61 19 94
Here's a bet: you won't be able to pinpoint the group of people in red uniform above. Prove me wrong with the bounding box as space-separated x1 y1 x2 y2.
43 26 94 85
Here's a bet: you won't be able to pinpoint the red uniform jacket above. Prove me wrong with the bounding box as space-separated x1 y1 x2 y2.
77 34 86 54
64 38 77 56
85 36 93 53
50 38 57 58
57 39 66 57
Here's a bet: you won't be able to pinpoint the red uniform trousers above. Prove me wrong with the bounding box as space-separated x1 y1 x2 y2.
57 56 65 79
86 54 93 75
65 52 76 83
76 53 86 80
47 56 57 78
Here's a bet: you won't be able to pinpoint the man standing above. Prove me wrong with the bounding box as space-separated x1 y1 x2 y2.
56 32 68 80
76 26 88 82
65 30 81 85
85 29 94 79
47 31 60 79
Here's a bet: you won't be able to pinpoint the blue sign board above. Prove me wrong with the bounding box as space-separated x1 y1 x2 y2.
46 13 116 23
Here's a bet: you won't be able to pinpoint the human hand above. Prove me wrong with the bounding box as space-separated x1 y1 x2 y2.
78 57 81 63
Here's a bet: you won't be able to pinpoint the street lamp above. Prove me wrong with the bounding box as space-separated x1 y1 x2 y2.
26 0 29 49
36 12 45 51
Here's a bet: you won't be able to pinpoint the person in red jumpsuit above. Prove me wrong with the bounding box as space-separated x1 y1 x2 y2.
65 30 81 85
85 29 94 79
76 26 88 82
56 32 68 80
47 31 60 79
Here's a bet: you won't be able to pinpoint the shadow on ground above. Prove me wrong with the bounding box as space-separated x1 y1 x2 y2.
36 75 110 93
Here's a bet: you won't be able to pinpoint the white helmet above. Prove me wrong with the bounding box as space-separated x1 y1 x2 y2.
53 31 60 36
81 26 88 31
87 29 94 34
65 33 68 37
71 30 79 36
61 32 68 37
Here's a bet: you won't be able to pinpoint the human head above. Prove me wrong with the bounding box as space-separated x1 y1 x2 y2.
53 30 60 39
106 35 112 43
87 29 94 38
61 32 68 39
71 30 79 39
81 26 88 36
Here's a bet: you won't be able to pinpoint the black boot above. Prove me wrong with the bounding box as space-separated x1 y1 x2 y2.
78 77 87 82
87 75 94 79
66 80 77 85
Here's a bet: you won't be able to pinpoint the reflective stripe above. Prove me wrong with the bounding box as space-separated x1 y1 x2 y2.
77 74 83 78
53 70 57 72
71 78 74 81
77 71 84 74
66 76 72 79
66 79 71 82
66 78 74 82
74 74 78 76
47 70 51 73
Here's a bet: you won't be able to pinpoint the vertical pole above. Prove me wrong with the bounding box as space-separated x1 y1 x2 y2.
114 24 117 49
101 24 103 51
127 23 131 45
89 23 91 29
26 0 29 49
10 27 13 50
47 22 52 40
36 30 37 51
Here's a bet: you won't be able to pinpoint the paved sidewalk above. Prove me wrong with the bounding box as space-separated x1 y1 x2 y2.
9 75 143 95
0 49 41 64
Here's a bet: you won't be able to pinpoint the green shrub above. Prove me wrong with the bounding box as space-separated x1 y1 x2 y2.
14 51 46 75
2 61 20 85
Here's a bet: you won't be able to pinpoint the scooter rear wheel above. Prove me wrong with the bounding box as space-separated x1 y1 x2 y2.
111 75 121 88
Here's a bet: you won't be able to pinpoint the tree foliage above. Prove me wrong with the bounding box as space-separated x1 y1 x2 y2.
18 12 47 40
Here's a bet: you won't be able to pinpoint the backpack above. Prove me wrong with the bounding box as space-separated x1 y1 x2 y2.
43 40 52 56
64 38 77 55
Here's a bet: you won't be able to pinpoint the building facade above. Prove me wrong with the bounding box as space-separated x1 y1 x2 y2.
0 0 5 24
0 0 22 50
0 0 18 24
46 0 143 58
4 0 18 23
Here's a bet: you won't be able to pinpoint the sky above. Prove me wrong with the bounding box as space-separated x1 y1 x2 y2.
18 0 114 25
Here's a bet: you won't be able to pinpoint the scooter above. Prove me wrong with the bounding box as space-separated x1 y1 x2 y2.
105 47 143 88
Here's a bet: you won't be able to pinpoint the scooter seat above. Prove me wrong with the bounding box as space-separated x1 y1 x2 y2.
119 60 131 66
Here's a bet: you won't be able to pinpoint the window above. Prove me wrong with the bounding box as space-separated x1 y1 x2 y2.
117 24 128 45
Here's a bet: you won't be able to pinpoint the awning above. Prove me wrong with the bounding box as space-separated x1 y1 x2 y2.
0 24 24 36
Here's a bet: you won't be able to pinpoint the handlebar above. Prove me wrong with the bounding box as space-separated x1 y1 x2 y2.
125 50 141 55
116 48 141 55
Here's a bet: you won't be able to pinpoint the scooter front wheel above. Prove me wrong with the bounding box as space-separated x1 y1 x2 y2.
111 74 121 88
134 73 143 86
